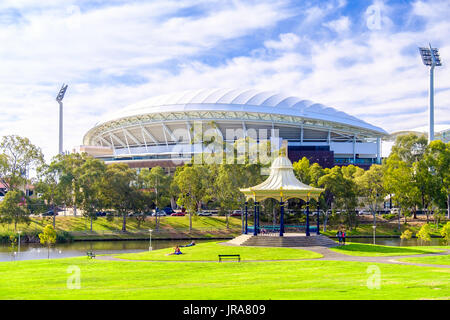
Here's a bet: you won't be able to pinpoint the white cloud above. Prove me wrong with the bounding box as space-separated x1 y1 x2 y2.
323 16 350 33
0 0 449 164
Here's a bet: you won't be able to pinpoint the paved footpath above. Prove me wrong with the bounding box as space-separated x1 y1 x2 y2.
97 246 450 268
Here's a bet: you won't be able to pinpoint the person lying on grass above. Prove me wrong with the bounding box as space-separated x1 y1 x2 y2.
180 241 195 247
166 245 183 256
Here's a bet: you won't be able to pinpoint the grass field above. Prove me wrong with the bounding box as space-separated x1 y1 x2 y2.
117 241 322 261
398 255 450 266
0 256 449 300
330 243 446 256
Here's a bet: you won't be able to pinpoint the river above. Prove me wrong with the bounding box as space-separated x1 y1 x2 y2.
0 237 447 262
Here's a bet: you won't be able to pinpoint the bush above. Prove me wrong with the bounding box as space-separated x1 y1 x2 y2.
382 213 396 220
417 224 432 242
440 222 450 244
400 229 413 240
56 231 74 243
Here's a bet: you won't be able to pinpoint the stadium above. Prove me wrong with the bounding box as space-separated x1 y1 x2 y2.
81 88 388 170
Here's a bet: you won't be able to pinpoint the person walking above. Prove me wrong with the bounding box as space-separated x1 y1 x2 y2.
341 229 346 245
336 229 342 245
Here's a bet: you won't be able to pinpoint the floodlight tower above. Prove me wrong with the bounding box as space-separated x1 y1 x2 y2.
419 44 442 143
56 84 68 154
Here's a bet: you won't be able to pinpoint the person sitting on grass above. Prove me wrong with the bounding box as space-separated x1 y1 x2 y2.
180 241 195 247
166 245 183 255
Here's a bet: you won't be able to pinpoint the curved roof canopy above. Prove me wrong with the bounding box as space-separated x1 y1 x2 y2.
96 88 387 135
240 155 324 202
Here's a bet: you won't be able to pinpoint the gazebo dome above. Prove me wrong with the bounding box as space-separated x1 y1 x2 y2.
240 155 324 202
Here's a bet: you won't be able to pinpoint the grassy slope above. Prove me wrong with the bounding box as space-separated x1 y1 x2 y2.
398 255 450 266
0 216 242 234
0 257 448 300
330 243 445 256
321 223 445 237
117 242 322 261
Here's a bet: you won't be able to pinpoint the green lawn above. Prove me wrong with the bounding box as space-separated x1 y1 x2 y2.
0 257 448 300
398 255 450 266
330 243 445 256
116 241 322 261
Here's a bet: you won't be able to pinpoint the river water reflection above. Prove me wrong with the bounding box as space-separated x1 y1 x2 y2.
0 239 216 262
0 237 447 262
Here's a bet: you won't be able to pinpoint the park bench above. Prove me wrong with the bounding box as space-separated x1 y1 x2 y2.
218 254 240 262
86 251 96 259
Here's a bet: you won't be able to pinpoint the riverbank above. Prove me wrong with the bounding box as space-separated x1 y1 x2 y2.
0 216 242 243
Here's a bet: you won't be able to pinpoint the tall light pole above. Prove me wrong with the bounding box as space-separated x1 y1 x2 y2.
56 84 68 154
18 230 22 258
149 229 153 251
419 44 442 144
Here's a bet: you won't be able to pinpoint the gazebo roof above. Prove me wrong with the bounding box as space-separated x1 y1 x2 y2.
240 156 324 202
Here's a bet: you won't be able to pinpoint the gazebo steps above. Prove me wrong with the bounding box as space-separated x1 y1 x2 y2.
226 234 253 246
233 234 338 248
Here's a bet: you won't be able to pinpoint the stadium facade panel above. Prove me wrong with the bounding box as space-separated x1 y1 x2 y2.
82 88 388 169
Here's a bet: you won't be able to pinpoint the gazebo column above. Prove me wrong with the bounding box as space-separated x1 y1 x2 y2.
244 202 248 234
256 202 260 234
306 200 310 236
316 205 320 235
253 202 258 236
279 199 284 237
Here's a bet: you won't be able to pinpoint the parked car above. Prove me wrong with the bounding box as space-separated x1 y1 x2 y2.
198 211 212 216
171 212 185 216
162 207 174 214
96 211 106 216
230 210 242 216
42 210 58 216
151 211 167 216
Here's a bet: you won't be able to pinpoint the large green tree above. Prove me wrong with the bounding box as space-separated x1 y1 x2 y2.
0 190 30 231
101 163 138 232
424 140 450 219
0 135 44 191
139 166 171 230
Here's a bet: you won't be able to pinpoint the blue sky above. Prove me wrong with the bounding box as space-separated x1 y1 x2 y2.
0 0 448 161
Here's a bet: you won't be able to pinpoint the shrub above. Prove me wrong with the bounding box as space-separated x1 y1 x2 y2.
440 222 450 244
400 229 413 240
382 213 396 220
417 224 432 242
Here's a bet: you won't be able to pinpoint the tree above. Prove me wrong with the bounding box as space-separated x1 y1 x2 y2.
35 163 67 228
76 157 107 232
390 133 427 166
416 223 432 243
440 222 450 244
39 224 57 259
173 165 209 232
0 135 44 191
356 164 385 229
139 166 171 230
293 157 311 184
0 190 30 231
101 163 137 232
383 155 419 229
424 140 450 219
318 166 359 230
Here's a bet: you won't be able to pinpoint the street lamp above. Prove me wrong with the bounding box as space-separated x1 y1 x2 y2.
149 229 153 251
372 225 376 245
17 231 22 257
419 44 442 143
56 83 68 154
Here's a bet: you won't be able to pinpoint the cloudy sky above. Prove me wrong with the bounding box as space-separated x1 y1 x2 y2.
0 0 449 161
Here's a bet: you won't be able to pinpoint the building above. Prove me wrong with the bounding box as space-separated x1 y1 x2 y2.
82 88 388 170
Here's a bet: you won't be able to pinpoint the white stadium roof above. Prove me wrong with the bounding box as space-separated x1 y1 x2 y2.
97 88 388 135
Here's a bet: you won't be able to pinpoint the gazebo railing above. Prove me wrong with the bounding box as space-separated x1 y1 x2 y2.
247 225 317 235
